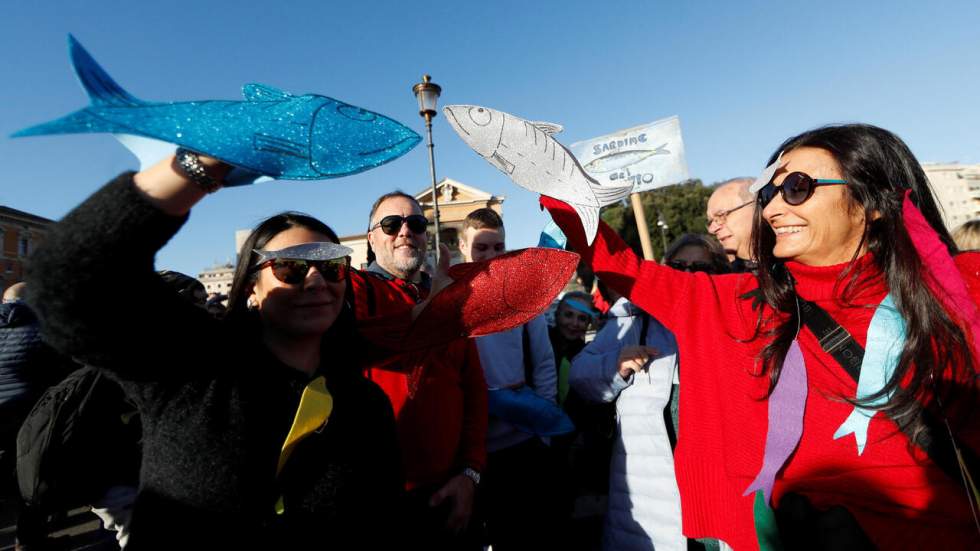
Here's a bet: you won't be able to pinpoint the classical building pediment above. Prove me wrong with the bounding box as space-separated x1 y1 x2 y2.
414 178 503 207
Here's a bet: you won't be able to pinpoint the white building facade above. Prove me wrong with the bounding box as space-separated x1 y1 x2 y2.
198 263 235 296
923 162 980 231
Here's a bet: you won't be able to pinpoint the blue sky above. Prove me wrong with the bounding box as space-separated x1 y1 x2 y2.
2 1 978 277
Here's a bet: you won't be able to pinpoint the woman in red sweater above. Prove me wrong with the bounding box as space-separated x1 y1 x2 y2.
543 124 979 550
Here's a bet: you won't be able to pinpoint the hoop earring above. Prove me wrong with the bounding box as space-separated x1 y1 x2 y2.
246 297 258 310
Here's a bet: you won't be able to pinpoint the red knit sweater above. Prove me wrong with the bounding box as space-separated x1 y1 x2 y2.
543 196 980 550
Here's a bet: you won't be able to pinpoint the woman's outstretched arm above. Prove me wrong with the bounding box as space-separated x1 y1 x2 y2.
27 156 228 373
541 195 757 338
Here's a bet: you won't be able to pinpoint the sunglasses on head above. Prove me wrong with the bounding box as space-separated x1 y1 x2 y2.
370 214 428 236
253 257 350 284
757 172 847 207
667 260 717 274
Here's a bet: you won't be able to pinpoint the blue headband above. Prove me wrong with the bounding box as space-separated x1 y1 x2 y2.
562 298 598 318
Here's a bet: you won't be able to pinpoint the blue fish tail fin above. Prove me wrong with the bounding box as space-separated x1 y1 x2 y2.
11 35 142 138
68 34 143 107
11 110 114 137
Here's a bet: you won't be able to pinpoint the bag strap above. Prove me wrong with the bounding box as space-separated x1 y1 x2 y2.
522 323 535 390
797 296 979 494
797 299 863 381
639 310 651 345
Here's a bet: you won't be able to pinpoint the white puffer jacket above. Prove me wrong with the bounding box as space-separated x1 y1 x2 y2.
569 298 684 551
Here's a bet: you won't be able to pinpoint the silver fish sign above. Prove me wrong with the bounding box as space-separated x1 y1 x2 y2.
443 105 632 244
582 143 670 173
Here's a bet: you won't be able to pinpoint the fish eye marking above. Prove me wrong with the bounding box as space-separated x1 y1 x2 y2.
469 107 492 127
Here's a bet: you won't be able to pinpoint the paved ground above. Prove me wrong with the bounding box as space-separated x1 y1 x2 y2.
1 500 118 551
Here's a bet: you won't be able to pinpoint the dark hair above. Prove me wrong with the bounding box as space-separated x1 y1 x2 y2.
464 208 504 231
750 123 974 438
226 212 341 321
595 278 617 304
157 270 207 308
663 233 731 274
365 191 423 264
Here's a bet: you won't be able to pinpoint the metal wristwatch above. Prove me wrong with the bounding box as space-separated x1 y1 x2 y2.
175 147 221 193
462 467 481 486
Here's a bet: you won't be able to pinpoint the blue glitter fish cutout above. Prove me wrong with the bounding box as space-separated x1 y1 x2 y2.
12 35 421 184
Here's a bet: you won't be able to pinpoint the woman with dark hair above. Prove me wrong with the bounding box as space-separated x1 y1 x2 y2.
25 154 411 549
541 124 979 550
549 291 598 398
663 233 731 275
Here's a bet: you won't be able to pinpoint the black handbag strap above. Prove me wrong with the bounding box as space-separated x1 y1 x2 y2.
797 296 978 495
522 323 535 390
797 299 864 381
639 310 651 344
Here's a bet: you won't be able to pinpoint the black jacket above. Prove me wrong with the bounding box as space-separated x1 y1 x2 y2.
27 173 402 549
0 301 73 438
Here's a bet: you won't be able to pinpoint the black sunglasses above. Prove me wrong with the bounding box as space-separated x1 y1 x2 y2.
370 214 428 236
757 172 847 207
667 260 717 274
253 257 350 284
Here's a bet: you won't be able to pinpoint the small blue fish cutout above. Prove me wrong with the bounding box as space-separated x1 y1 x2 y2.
833 294 906 455
12 35 421 184
538 220 567 249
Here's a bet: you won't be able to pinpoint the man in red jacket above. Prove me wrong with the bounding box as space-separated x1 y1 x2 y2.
354 190 487 550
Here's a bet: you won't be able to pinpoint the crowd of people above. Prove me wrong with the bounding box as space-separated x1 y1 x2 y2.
0 122 978 550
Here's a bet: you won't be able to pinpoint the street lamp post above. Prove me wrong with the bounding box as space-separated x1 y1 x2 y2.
656 213 669 259
412 74 443 264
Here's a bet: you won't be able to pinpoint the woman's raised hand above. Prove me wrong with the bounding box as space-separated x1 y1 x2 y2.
133 153 231 216
617 345 660 380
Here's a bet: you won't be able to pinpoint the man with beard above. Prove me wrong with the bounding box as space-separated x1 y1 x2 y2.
358 191 487 550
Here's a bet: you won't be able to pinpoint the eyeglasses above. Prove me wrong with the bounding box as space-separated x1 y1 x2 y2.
369 214 428 236
667 260 717 274
706 199 754 230
757 172 847 207
253 257 350 284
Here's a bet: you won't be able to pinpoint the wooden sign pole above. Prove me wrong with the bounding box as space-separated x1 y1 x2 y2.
629 192 656 260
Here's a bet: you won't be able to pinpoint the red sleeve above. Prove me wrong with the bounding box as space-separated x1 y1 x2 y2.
455 339 488 473
951 252 980 453
540 195 758 338
954 251 980 307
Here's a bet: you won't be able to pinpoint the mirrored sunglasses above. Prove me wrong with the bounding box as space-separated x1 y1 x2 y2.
757 172 847 207
254 257 350 284
370 214 428 236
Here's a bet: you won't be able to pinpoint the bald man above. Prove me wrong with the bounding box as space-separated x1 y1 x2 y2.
2 282 26 303
706 177 756 271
